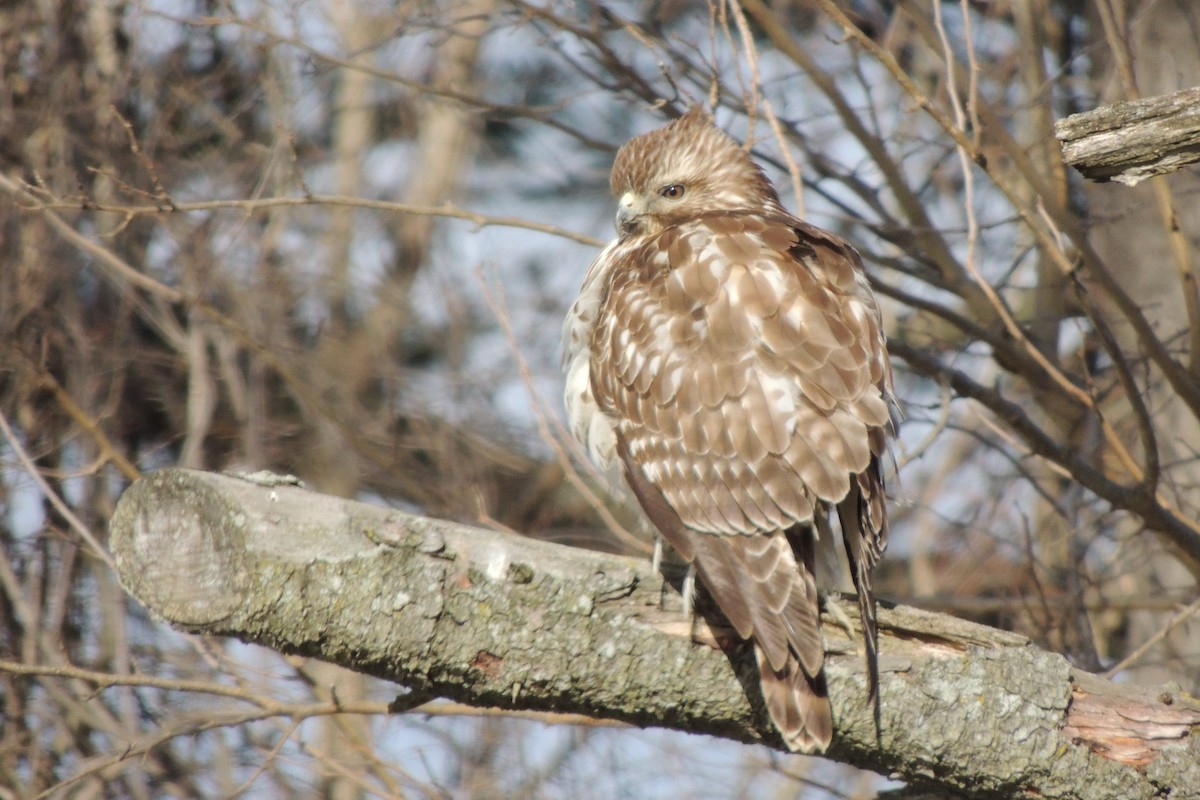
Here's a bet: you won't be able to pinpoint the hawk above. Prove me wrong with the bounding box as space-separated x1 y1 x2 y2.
562 106 893 753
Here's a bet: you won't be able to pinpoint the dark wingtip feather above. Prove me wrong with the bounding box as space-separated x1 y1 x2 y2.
838 471 886 739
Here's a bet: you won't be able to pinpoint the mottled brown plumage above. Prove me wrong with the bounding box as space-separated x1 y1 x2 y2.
563 106 892 753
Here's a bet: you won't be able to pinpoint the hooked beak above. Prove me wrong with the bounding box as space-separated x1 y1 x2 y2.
615 191 642 235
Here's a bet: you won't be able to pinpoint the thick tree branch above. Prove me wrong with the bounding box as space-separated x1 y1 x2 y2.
109 469 1200 799
1055 88 1200 185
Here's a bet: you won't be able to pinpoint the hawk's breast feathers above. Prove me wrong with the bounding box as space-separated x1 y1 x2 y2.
567 212 890 537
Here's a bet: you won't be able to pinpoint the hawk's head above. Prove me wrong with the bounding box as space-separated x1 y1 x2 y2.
609 105 782 238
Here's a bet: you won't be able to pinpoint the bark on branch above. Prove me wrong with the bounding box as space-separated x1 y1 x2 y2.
109 469 1200 799
1055 87 1200 185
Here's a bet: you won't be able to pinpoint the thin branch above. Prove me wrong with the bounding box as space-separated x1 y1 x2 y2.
1103 594 1200 678
726 0 805 214
1092 1 1200 373
740 0 986 322
13 348 140 481
0 658 291 708
23 190 606 248
818 0 1200 425
890 341 1200 569
0 409 117 571
476 271 648 555
151 8 619 153
1069 272 1161 495
38 702 389 800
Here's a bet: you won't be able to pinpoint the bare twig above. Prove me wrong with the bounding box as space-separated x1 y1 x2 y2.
727 0 805 214
0 409 117 571
1103 594 1200 678
819 0 1200 426
24 189 605 248
476 271 648 555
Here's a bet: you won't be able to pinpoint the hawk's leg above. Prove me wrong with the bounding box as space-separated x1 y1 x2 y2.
681 562 697 620
651 533 695 619
676 562 707 644
654 536 674 612
653 539 698 627
824 591 858 646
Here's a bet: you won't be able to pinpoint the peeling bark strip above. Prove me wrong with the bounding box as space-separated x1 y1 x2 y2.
1063 671 1200 767
1055 87 1200 185
109 470 1200 799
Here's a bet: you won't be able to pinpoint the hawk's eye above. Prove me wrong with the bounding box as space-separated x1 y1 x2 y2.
659 184 685 199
